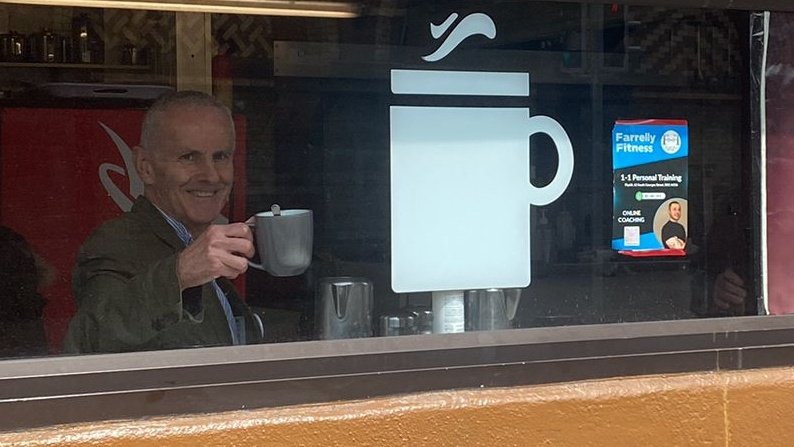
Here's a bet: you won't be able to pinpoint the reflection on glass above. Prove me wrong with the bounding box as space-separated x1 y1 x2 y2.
0 1 764 358
0 226 49 357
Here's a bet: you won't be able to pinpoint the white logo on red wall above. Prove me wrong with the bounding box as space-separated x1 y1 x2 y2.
98 121 142 212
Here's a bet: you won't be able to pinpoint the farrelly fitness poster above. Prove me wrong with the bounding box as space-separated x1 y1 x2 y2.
612 119 689 255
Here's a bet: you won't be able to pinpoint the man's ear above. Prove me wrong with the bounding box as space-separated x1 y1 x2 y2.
134 146 156 185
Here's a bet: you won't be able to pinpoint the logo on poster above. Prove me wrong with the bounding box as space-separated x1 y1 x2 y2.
661 130 682 154
390 12 575 293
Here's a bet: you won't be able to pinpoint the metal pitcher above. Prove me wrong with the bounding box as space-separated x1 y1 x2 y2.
316 277 373 339
464 288 522 331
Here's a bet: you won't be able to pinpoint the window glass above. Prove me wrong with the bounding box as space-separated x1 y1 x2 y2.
0 1 762 357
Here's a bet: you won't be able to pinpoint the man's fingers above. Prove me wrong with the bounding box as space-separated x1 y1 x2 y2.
719 271 747 302
714 270 748 309
723 269 745 287
715 287 744 308
723 290 745 305
219 252 249 277
219 222 254 240
179 226 255 288
720 279 747 296
201 223 253 242
214 236 254 258
199 225 254 258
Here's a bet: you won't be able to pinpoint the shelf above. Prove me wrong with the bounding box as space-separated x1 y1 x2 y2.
0 62 150 70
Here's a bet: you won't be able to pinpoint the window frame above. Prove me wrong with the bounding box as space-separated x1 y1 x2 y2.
1 0 792 432
4 316 794 430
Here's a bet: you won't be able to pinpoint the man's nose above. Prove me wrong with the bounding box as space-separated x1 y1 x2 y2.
197 159 221 182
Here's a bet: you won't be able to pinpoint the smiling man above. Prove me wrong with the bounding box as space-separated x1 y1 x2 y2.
64 91 263 353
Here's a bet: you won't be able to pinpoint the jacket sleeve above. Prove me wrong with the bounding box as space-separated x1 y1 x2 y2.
63 245 191 354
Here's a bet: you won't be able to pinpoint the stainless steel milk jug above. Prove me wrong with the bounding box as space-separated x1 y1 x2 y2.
316 277 373 339
464 288 522 331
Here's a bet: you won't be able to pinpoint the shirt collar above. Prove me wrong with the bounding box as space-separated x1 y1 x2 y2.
152 204 193 246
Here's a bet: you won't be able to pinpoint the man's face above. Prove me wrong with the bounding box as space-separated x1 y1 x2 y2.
138 105 234 235
669 203 682 221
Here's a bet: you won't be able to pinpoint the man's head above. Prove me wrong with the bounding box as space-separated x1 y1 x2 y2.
668 201 682 222
135 91 235 236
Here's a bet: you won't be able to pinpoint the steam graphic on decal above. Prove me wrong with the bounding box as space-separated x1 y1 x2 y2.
421 12 496 62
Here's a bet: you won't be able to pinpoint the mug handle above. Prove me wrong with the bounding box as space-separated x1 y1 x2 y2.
245 221 265 271
525 115 574 206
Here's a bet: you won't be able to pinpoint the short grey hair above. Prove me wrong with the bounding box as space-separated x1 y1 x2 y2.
140 90 235 150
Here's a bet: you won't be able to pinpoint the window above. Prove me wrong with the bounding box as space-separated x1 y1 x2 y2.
1 0 794 430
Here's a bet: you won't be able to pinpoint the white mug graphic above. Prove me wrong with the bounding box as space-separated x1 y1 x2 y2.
390 13 575 293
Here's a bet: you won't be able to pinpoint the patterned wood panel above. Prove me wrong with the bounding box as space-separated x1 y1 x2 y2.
213 14 274 59
628 7 741 80
104 9 175 66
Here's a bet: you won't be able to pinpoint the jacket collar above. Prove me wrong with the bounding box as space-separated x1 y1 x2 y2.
131 196 186 250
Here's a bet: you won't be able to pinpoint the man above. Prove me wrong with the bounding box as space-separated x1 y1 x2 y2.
661 201 687 250
64 91 263 353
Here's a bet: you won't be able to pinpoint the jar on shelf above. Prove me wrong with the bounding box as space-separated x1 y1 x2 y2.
71 13 104 64
28 29 69 63
0 31 27 62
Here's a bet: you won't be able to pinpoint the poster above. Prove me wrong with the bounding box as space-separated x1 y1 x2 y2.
612 119 689 256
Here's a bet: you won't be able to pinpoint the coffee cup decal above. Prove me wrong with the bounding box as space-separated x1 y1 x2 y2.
390 13 575 293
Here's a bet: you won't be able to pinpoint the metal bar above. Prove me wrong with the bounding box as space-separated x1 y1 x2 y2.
540 0 794 12
0 0 361 18
4 316 794 430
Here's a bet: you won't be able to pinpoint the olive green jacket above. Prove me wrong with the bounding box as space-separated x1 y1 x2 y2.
63 196 262 353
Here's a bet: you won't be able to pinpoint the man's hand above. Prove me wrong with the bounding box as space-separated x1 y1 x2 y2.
177 223 255 290
713 267 747 311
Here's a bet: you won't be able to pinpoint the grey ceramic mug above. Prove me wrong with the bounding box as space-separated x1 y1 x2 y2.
247 209 313 276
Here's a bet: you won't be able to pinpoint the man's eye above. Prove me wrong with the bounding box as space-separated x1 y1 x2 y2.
179 153 197 162
214 152 231 162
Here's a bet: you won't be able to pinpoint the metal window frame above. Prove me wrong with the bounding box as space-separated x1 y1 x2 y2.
4 315 794 430
561 0 794 11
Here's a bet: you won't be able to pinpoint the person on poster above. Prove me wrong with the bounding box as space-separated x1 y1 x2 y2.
63 90 263 354
661 201 687 249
